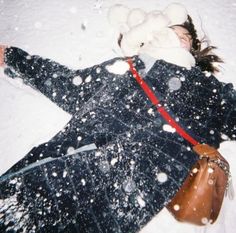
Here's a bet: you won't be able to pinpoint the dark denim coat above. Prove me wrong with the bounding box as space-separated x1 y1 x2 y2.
0 47 235 233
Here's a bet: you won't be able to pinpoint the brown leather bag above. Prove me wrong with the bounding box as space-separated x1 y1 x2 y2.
167 144 230 225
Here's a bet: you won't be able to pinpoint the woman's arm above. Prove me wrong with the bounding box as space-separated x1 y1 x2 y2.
219 83 236 140
1 46 106 115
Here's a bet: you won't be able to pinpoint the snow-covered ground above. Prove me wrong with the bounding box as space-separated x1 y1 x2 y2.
0 0 235 232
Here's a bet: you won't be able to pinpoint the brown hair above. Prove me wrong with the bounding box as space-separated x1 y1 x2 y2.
180 15 223 73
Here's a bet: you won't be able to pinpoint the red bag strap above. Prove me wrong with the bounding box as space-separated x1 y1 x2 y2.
127 59 199 146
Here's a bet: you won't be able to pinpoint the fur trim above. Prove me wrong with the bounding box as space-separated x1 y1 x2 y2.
120 13 169 56
163 3 188 25
140 28 195 69
127 8 146 28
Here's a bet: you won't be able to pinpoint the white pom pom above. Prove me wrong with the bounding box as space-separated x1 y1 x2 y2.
127 8 146 28
120 11 170 56
107 4 130 31
140 28 195 69
146 11 170 31
163 3 188 25
151 28 180 48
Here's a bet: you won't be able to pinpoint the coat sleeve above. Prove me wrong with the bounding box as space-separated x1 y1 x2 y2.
219 82 236 141
4 47 107 115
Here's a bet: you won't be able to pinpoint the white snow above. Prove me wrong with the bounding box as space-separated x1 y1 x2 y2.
77 136 82 141
52 172 58 177
85 75 92 83
163 124 176 133
173 204 180 211
81 178 86 186
122 178 136 193
148 108 155 116
0 0 236 233
156 172 168 183
67 146 75 154
72 75 83 85
137 195 146 208
168 77 182 91
106 60 129 75
63 170 67 178
111 157 118 166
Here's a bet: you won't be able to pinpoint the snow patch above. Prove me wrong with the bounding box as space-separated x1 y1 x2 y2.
72 76 83 86
122 179 136 193
52 73 58 78
106 60 129 75
52 172 58 177
67 146 75 154
162 124 176 133
0 194 29 231
81 179 86 186
148 108 155 116
156 172 168 183
63 170 67 178
173 204 180 211
111 157 118 166
168 77 182 91
85 75 92 83
137 195 146 207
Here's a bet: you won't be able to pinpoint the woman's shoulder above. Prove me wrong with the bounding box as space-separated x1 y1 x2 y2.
147 58 235 90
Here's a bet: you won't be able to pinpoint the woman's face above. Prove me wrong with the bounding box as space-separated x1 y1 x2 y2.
171 25 193 51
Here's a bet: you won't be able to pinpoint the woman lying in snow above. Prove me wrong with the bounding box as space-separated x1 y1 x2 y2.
0 3 235 233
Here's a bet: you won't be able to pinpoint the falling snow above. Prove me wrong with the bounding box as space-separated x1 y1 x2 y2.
111 157 118 166
173 204 180 211
0 1 236 233
122 179 136 194
81 178 86 186
162 124 176 133
168 77 182 91
137 195 146 208
72 75 83 86
156 172 168 183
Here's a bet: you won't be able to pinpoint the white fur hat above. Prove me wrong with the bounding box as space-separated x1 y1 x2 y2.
127 8 146 28
108 3 188 31
108 3 195 69
163 3 188 25
107 4 130 32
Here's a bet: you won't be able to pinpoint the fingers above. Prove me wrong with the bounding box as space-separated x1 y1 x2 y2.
0 45 7 67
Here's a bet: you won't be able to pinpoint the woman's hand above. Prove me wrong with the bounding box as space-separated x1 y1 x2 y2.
0 45 7 67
